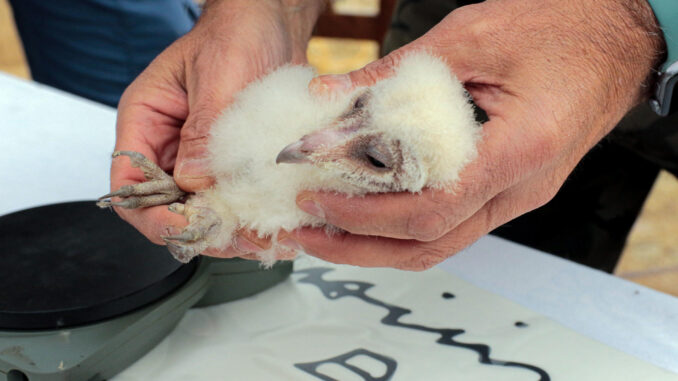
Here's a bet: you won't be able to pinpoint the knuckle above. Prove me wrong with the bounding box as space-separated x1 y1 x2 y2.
465 18 494 43
449 5 495 43
529 183 560 211
379 52 400 70
354 65 381 87
181 113 214 141
351 53 399 86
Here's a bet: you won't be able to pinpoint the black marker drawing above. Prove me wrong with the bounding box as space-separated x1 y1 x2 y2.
295 348 397 381
295 267 550 381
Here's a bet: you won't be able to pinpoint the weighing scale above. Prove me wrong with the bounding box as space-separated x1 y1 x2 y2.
0 201 292 381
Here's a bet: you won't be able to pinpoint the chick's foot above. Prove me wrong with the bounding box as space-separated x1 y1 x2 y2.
97 151 185 209
162 199 221 263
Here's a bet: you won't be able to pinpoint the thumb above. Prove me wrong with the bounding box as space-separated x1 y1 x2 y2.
174 112 216 191
174 69 244 191
309 50 406 96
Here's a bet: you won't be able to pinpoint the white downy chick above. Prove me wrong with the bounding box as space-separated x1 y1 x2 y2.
99 52 481 265
202 52 481 265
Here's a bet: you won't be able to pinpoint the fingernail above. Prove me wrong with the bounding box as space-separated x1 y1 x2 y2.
309 78 330 96
175 157 210 179
310 75 352 96
233 236 264 253
298 199 325 219
278 238 304 251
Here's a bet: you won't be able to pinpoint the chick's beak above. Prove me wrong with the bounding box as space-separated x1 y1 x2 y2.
276 125 359 165
276 140 311 164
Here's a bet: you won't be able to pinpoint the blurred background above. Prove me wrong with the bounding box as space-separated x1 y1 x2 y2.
0 0 676 296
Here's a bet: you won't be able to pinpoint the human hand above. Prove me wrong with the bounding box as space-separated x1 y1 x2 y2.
277 0 665 270
109 0 325 258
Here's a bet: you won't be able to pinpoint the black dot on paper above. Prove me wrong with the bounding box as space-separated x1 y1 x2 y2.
442 292 455 299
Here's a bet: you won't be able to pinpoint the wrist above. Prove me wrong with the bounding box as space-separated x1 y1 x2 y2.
201 0 324 63
589 0 664 108
646 0 678 115
281 0 328 62
616 0 666 99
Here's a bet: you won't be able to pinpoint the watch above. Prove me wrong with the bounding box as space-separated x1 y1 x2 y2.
648 0 678 116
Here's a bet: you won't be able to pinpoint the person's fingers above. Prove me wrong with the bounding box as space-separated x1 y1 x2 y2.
279 201 496 271
110 89 188 244
237 250 297 261
198 228 273 258
309 53 403 97
233 229 273 253
295 189 473 242
282 164 563 270
309 47 412 97
113 56 190 169
201 228 298 262
114 108 184 169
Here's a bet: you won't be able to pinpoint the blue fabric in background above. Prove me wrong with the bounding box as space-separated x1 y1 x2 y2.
8 0 200 107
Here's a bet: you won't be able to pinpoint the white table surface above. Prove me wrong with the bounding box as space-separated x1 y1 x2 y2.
1 72 677 374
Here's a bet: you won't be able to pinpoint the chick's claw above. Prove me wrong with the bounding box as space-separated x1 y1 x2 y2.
161 201 221 263
96 151 185 209
164 240 204 263
114 150 170 182
97 193 184 209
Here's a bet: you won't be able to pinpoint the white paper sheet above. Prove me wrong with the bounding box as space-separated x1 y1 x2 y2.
441 235 678 374
114 257 676 380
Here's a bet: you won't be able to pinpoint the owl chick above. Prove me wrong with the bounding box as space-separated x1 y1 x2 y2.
98 52 481 265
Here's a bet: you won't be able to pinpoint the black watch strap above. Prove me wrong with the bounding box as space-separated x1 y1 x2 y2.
650 62 678 117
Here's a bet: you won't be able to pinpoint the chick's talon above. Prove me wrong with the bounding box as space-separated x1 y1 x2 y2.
113 150 169 181
96 151 185 209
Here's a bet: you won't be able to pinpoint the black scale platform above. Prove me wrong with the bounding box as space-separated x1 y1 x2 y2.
0 201 197 330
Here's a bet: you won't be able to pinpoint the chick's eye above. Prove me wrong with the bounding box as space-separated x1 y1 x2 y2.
354 97 364 110
366 153 386 168
364 144 392 171
352 91 370 111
